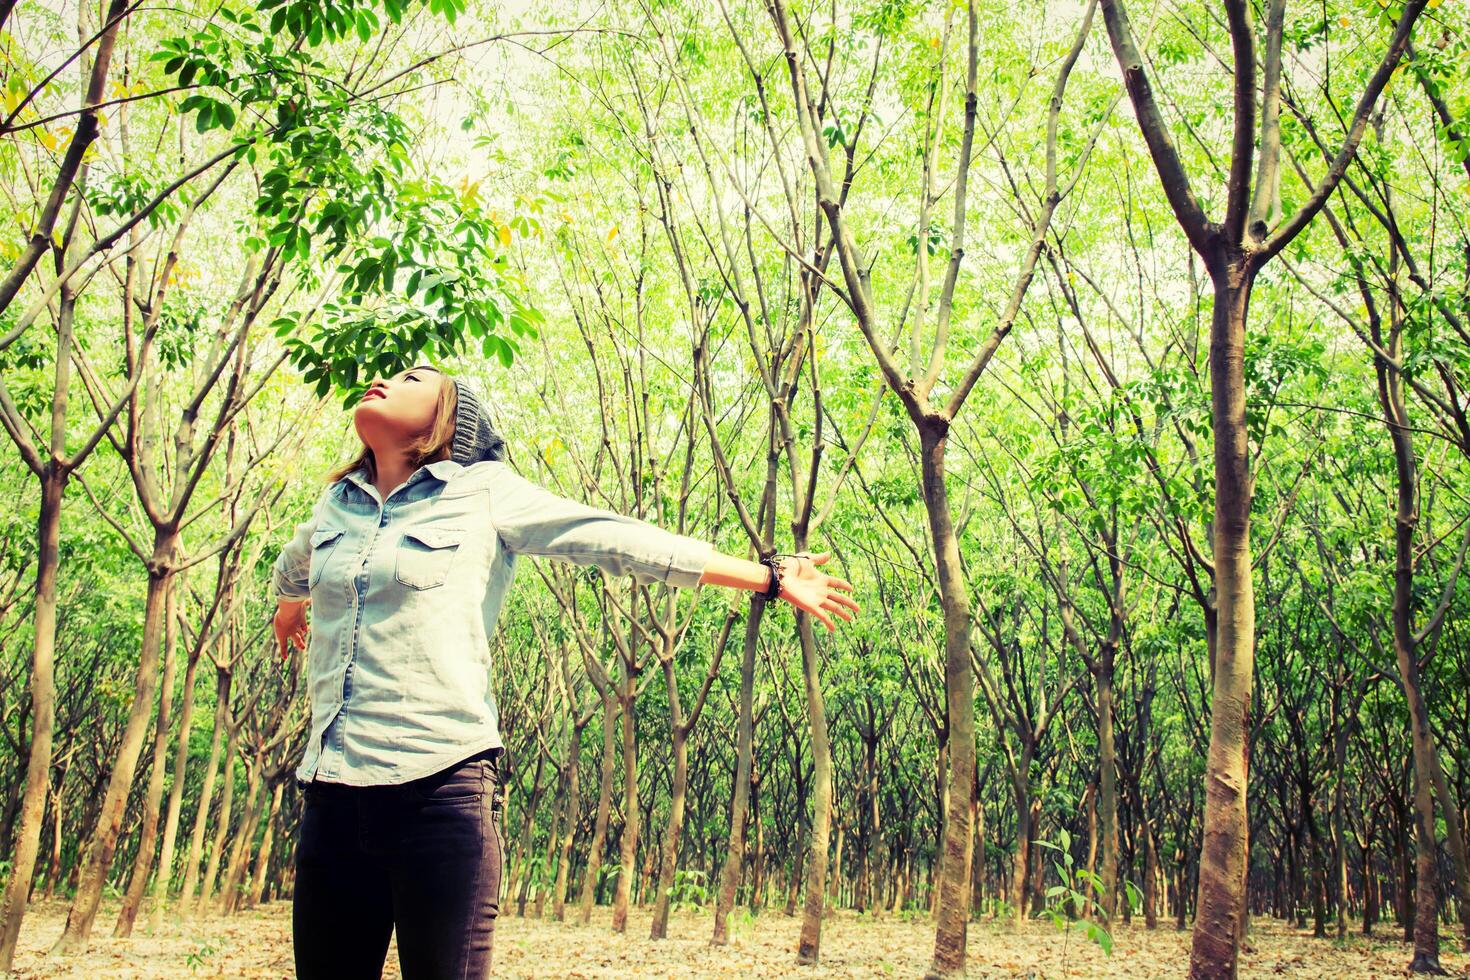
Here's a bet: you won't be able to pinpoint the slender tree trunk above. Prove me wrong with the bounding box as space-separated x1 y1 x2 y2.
51 564 174 955
1333 705 1351 940
919 420 977 978
971 792 986 918
0 469 66 970
246 781 283 909
535 766 565 919
217 759 262 914
829 820 846 909
611 665 639 933
1189 268 1256 980
150 644 202 930
650 726 689 939
577 693 618 925
1362 836 1377 935
750 778 765 914
796 610 833 965
511 751 545 917
1381 347 1449 973
1013 775 1032 930
196 721 239 915
179 667 230 919
1144 814 1160 929
1099 652 1120 922
551 723 583 921
115 581 181 936
1428 758 1470 951
714 597 766 943
42 753 74 901
786 797 806 917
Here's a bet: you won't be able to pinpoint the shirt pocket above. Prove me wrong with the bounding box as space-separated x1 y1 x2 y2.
308 527 346 589
395 526 464 591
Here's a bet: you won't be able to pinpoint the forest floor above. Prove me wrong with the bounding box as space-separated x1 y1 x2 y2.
6 897 1469 978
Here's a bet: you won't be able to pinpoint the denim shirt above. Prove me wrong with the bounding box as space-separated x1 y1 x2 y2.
272 458 711 787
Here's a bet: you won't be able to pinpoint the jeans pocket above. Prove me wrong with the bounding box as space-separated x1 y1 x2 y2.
394 527 463 590
409 759 487 803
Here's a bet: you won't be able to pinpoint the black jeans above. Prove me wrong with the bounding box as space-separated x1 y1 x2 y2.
292 749 503 979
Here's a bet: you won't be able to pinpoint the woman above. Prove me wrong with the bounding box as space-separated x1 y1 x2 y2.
271 364 857 979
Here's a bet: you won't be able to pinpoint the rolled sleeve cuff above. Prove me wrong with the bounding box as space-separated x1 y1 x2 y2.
272 558 310 600
663 536 713 590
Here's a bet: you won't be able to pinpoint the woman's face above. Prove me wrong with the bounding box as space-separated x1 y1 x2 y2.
353 366 443 452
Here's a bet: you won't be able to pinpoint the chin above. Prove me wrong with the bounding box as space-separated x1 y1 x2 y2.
353 403 387 441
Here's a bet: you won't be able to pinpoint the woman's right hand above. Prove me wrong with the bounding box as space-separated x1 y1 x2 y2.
275 598 310 662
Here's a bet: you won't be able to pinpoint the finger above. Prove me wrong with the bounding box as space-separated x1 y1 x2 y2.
829 591 861 611
808 552 830 566
824 605 855 623
824 576 855 592
821 596 856 620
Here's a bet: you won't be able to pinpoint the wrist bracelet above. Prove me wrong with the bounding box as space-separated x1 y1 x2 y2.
758 554 786 602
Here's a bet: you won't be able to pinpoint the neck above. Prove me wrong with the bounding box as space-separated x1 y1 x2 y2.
370 448 416 501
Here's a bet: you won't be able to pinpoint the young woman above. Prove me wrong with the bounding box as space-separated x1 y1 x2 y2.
271 365 857 979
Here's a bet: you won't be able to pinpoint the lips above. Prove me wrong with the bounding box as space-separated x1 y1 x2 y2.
361 389 386 402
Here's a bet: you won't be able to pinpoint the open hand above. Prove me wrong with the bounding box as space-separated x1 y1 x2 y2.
274 598 310 663
776 552 859 632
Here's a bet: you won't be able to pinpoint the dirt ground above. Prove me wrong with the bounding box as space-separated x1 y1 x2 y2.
6 897 1469 978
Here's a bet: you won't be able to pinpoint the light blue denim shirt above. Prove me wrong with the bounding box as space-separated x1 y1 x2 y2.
272 459 711 787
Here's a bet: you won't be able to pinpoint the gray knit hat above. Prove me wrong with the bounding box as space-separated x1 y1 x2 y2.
450 378 506 465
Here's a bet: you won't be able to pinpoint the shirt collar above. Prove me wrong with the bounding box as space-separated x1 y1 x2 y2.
341 458 463 498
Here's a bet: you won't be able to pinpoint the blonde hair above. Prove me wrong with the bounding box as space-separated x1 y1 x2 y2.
326 366 460 484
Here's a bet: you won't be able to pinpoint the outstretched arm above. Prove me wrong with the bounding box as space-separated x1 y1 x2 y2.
490 465 858 630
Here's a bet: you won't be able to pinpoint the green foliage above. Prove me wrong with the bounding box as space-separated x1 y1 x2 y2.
1037 830 1115 966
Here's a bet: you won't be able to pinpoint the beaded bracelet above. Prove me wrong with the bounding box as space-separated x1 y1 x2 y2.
758 553 799 602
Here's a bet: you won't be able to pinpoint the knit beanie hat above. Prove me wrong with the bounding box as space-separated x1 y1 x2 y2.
450 378 506 465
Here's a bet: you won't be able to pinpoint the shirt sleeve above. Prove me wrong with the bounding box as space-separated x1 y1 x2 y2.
487 465 712 589
272 490 329 599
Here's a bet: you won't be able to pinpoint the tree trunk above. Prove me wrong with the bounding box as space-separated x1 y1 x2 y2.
1013 774 1031 930
971 793 986 918
611 663 639 933
796 610 833 965
577 693 618 925
51 564 174 955
551 723 583 921
650 726 689 939
115 581 181 936
713 598 766 943
750 777 765 914
150 635 204 929
535 765 565 919
1098 653 1120 923
511 750 545 917
1428 758 1470 951
1189 268 1256 980
786 798 806 917
179 667 230 919
246 781 284 909
42 752 74 901
0 469 66 971
196 720 240 916
1144 814 1160 929
217 758 263 914
1381 343 1450 974
919 419 977 979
